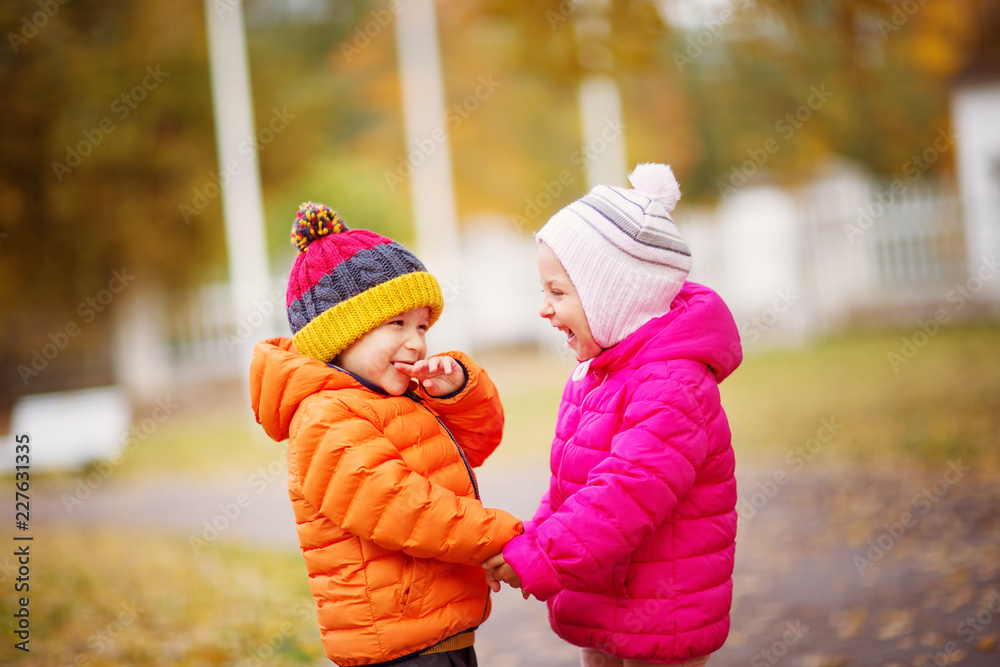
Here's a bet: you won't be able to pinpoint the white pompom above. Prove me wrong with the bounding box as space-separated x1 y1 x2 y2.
627 162 681 212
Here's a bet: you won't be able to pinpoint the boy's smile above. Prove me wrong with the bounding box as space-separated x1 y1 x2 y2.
537 242 603 362
334 307 430 395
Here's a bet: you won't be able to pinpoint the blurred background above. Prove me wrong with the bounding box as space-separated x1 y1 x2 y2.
1 0 999 665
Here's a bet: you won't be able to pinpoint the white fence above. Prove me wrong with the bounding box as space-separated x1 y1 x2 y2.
112 165 998 395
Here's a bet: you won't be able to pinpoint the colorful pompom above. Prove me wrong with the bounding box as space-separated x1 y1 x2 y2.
290 202 347 253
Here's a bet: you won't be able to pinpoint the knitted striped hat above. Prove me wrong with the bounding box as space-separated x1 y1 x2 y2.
286 202 444 362
536 163 691 349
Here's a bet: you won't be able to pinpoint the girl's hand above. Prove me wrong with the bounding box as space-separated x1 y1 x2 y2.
394 356 465 397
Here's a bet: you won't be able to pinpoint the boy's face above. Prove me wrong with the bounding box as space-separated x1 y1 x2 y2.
334 307 430 395
537 242 603 362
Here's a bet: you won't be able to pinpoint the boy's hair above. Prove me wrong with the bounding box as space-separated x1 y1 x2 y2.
536 162 692 348
286 202 444 362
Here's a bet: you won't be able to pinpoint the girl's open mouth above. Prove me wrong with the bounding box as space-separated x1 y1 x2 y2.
556 326 577 347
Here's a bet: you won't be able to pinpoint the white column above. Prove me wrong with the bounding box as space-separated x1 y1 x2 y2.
578 75 629 189
204 0 272 375
395 0 469 351
951 84 1000 299
574 1 628 189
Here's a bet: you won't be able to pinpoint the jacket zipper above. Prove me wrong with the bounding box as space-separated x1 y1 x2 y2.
557 368 607 500
404 390 480 500
404 389 489 626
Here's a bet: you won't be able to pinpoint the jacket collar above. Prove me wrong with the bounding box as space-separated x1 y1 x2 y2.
578 282 742 383
326 362 390 396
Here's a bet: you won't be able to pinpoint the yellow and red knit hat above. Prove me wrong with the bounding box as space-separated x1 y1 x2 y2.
286 202 444 362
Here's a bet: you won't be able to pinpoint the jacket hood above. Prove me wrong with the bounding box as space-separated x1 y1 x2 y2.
250 337 358 441
590 282 742 382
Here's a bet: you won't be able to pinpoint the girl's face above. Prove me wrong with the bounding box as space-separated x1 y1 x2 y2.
334 307 430 395
537 242 603 362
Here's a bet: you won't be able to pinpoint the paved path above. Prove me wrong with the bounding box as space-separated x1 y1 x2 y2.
19 460 1000 667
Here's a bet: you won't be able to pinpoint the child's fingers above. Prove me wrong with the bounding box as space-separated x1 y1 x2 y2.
481 553 506 569
425 355 456 377
484 570 501 593
484 566 503 593
435 356 453 376
395 361 434 380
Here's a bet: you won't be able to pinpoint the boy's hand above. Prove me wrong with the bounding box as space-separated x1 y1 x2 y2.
482 553 530 599
394 356 465 397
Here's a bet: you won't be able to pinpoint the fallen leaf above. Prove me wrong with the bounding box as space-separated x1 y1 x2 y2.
877 609 915 640
829 607 868 639
799 656 851 667
920 632 946 647
944 587 975 612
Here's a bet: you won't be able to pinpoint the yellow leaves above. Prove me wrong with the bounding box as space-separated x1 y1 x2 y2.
944 586 975 613
845 520 874 547
799 656 850 667
19 529 322 667
876 608 916 640
900 2 981 77
829 606 867 639
920 631 947 647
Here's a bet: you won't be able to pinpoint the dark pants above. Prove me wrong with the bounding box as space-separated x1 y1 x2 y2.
393 647 478 667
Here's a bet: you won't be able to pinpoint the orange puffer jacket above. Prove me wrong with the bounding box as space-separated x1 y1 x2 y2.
250 338 522 667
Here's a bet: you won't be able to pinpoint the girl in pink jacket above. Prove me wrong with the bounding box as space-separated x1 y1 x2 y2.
485 163 742 667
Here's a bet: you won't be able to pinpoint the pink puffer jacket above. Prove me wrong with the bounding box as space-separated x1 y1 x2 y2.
503 282 742 664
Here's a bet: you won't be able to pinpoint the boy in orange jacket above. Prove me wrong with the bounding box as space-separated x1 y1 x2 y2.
250 203 522 667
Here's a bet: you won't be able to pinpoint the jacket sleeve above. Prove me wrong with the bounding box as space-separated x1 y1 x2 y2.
503 378 707 601
293 395 522 567
524 488 553 534
417 351 504 469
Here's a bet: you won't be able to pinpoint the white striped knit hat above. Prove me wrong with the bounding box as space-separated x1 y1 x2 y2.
536 162 691 349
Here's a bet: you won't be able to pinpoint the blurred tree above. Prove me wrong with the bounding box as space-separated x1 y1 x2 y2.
0 0 442 403
440 0 681 226
444 0 989 204
0 0 222 401
245 0 417 256
746 0 979 173
661 0 986 199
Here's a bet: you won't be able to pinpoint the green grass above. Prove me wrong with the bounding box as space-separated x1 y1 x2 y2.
723 322 1000 468
0 530 323 666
